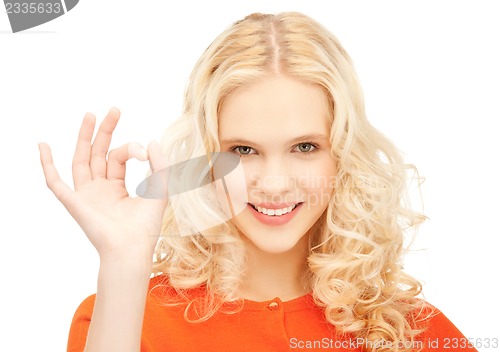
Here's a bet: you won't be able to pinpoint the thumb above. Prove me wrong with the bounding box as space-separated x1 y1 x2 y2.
136 141 169 201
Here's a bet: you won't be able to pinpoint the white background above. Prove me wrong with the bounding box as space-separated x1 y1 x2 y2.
1 1 499 351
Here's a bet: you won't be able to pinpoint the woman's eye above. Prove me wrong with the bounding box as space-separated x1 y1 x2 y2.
295 143 316 153
233 146 254 155
230 143 317 156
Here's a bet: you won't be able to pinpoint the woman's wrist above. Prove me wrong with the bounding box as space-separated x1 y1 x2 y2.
98 245 155 273
86 249 153 352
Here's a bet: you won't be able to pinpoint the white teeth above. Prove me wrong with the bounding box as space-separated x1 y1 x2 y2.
254 204 297 216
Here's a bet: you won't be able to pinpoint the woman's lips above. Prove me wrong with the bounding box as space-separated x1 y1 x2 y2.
248 202 303 226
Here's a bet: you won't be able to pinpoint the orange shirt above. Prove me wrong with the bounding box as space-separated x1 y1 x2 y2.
68 275 477 352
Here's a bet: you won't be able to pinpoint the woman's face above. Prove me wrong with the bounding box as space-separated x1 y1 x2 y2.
218 75 337 253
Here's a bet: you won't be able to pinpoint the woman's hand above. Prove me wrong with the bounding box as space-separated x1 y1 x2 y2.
39 107 168 263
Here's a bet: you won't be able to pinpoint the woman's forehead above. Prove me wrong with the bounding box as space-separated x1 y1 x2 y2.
218 76 331 139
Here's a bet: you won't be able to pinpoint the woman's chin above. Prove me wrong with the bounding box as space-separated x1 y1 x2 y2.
240 231 308 254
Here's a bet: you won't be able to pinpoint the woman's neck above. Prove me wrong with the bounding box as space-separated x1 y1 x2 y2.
238 233 311 302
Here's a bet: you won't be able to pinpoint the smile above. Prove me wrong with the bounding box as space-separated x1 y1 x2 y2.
248 202 303 226
251 204 298 216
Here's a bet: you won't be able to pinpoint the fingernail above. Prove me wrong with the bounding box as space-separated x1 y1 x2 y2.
132 144 148 159
139 147 148 159
129 143 148 160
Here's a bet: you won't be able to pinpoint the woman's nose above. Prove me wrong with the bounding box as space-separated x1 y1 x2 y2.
252 158 294 194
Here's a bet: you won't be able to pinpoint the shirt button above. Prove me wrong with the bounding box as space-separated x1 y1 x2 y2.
268 301 279 310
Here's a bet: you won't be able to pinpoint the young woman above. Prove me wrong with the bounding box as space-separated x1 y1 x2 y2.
39 12 477 352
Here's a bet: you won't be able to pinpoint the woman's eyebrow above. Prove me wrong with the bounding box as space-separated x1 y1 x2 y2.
220 134 329 148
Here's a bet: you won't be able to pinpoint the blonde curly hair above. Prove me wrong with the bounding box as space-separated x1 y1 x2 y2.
152 11 430 351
